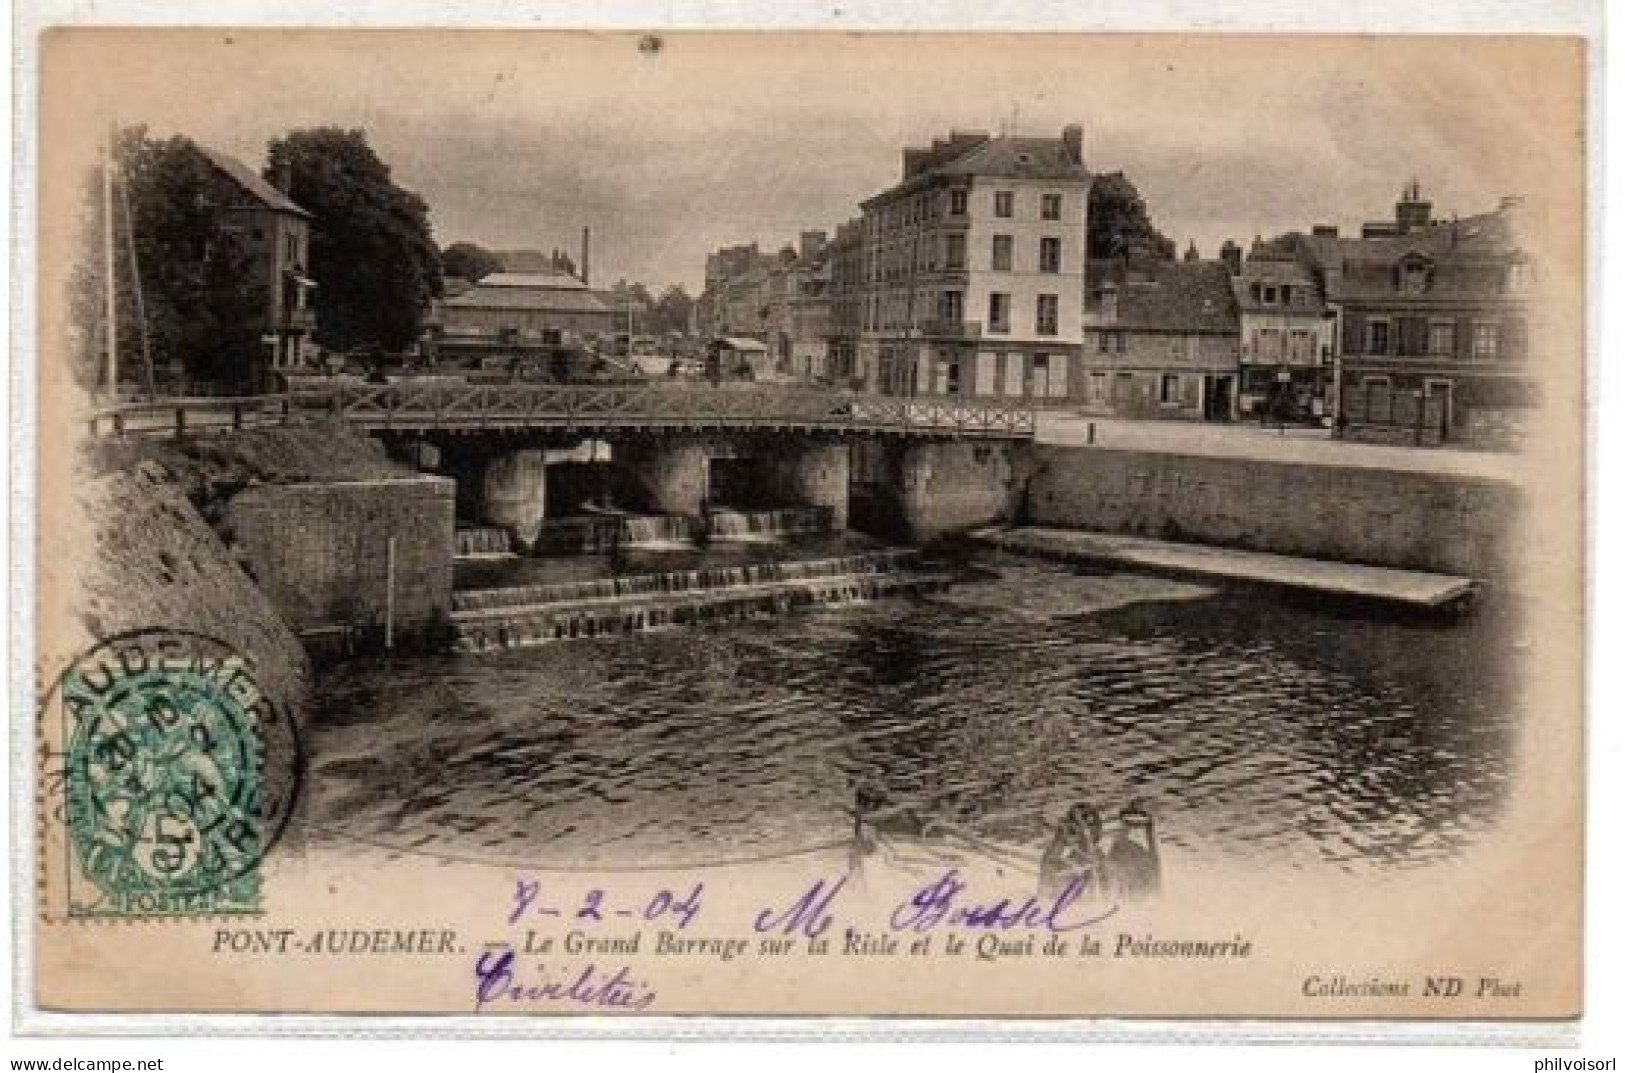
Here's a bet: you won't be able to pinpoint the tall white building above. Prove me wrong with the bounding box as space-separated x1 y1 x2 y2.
850 125 1091 401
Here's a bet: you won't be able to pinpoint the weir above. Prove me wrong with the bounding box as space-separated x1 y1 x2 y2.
451 547 947 652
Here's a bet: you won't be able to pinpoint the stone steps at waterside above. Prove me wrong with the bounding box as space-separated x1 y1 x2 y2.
449 550 944 652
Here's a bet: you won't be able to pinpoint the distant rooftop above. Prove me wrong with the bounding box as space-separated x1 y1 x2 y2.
477 271 590 291
866 126 1089 206
443 272 609 314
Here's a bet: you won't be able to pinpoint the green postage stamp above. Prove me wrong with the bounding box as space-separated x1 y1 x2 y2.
54 629 290 918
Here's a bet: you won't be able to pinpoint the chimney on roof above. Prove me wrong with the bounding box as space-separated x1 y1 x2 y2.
1184 240 1200 263
1062 124 1084 167
1395 179 1432 233
581 226 591 286
1219 240 1242 276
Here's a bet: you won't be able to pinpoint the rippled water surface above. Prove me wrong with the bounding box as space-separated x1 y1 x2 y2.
304 561 1517 876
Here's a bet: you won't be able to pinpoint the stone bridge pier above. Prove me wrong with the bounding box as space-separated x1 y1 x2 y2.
615 434 851 528
481 449 550 550
424 432 856 545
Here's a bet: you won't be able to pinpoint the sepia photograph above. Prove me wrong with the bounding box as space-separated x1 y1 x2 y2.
16 25 1590 1029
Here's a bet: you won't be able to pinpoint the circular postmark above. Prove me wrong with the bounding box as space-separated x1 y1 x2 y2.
47 629 302 918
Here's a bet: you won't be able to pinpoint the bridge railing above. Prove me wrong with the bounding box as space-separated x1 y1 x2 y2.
86 383 1038 440
326 382 1038 438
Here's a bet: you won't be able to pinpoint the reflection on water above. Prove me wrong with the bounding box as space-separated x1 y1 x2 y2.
304 561 1518 876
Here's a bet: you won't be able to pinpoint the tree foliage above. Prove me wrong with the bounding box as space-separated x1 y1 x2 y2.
1088 172 1176 261
441 241 503 283
264 128 441 352
69 126 264 393
649 285 695 336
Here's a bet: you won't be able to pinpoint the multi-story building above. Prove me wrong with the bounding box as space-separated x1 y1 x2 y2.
698 233 833 380
1285 185 1535 446
1231 238 1336 420
696 243 776 340
853 125 1092 401
825 219 867 387
779 231 833 380
1080 257 1242 421
199 148 317 377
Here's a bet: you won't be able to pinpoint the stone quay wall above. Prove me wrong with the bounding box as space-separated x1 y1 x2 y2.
1023 445 1522 579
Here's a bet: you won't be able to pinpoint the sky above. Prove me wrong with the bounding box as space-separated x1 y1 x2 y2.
41 30 1582 293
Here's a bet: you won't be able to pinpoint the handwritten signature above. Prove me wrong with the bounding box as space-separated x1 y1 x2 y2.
753 869 1118 939
473 946 657 1012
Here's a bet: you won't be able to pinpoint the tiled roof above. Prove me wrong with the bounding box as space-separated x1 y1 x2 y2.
1231 259 1326 314
932 136 1088 182
1111 261 1240 333
443 278 610 314
1293 210 1521 304
479 271 590 290
866 133 1087 206
199 147 311 218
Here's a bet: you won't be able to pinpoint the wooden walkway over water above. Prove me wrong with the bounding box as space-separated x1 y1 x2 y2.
974 526 1478 608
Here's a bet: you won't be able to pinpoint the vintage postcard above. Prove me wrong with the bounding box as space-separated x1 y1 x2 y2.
22 29 1586 1021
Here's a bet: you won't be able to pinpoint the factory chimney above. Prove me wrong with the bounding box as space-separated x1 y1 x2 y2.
580 226 591 287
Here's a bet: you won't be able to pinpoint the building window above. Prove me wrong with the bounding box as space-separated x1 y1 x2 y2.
949 188 968 216
938 290 964 324
1033 353 1068 398
1429 321 1456 355
1088 371 1109 403
1001 354 1025 397
991 235 1013 271
1262 286 1277 305
1096 330 1109 353
988 292 1011 334
1506 262 1530 292
994 190 1014 218
1036 294 1059 336
1041 193 1063 220
945 233 966 270
1039 237 1062 274
1367 320 1391 355
1472 322 1500 358
1159 374 1181 405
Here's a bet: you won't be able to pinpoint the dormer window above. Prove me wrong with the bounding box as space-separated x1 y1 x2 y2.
1397 254 1433 295
1507 261 1530 292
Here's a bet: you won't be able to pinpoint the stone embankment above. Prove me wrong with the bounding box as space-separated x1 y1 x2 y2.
59 421 428 717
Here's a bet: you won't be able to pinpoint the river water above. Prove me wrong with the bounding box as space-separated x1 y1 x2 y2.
302 558 1518 879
